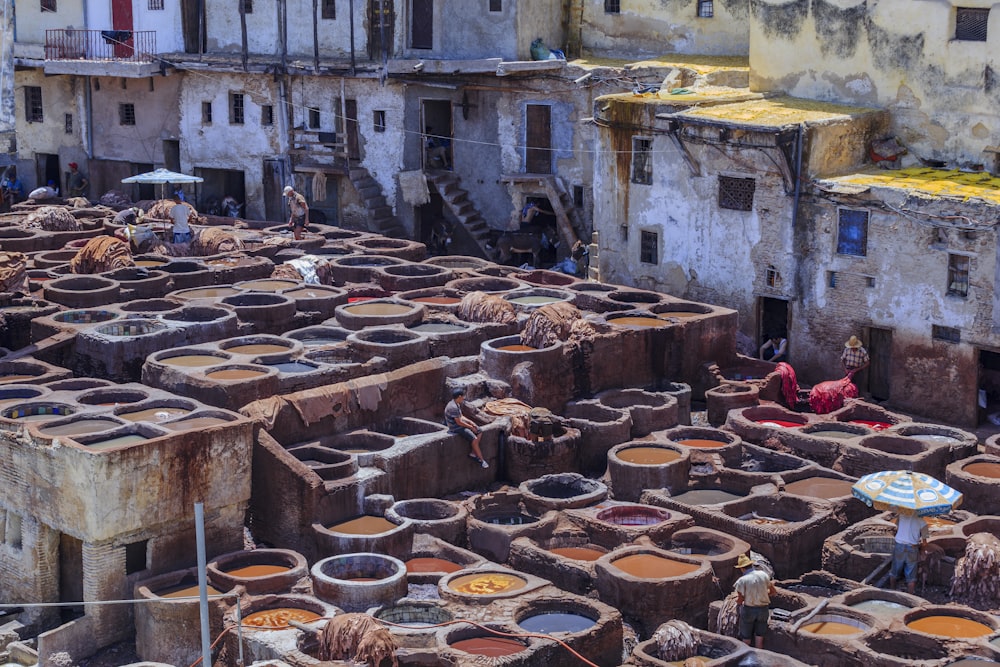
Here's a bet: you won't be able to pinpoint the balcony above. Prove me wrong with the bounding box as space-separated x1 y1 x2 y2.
43 29 162 77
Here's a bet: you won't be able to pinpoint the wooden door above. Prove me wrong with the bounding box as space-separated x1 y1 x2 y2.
181 0 202 53
866 327 892 401
368 0 396 59
345 100 360 160
111 0 134 57
411 0 433 49
525 104 551 174
263 159 285 222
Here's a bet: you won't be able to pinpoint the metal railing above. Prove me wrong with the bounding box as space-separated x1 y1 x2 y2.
44 29 156 62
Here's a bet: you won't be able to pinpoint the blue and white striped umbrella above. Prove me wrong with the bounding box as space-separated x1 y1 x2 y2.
852 470 963 517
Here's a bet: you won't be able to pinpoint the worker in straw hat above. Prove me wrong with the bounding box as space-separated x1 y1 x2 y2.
734 553 776 649
283 185 309 240
841 335 870 377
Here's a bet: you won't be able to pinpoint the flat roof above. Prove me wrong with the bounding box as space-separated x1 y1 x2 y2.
817 167 1000 205
677 95 877 126
571 53 749 74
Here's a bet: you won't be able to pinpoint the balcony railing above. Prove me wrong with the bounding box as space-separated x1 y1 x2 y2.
45 29 156 63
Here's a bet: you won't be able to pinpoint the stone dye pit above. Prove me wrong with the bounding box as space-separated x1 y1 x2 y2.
0 224 992 667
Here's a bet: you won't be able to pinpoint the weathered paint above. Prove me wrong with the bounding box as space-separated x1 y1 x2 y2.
90 75 182 165
12 70 88 188
0 0 13 139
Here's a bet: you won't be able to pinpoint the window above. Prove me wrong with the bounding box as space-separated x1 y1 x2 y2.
489 0 502 10
240 0 253 13
261 105 274 126
640 230 659 264
631 137 653 185
718 175 755 211
765 266 779 288
229 93 245 125
955 7 989 41
201 101 213 124
308 107 320 129
828 271 838 288
322 0 336 18
119 103 136 126
64 113 73 134
836 208 869 256
373 110 386 132
605 0 620 13
149 0 164 9
866 276 876 288
698 0 714 17
932 325 961 343
948 253 971 297
24 87 43 123
125 540 148 574
40 0 56 12
6 513 20 550
573 184 584 208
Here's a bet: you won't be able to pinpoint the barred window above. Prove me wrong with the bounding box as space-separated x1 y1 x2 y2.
947 253 971 297
40 0 56 12
955 7 989 41
640 230 659 264
605 0 620 13
119 103 136 126
765 266 779 288
836 208 869 256
308 107 321 129
240 0 253 13
64 113 73 134
828 271 838 288
489 0 502 10
373 110 386 132
148 0 164 9
24 87 43 123
229 92 245 125
261 105 274 126
202 101 213 124
631 137 653 185
698 0 714 18
932 325 961 343
322 0 336 19
718 175 755 211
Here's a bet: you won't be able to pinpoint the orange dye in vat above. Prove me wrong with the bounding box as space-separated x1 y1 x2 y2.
0 375 36 384
412 296 461 305
226 344 290 355
344 303 411 316
206 368 266 380
119 407 191 422
497 344 536 351
241 280 298 291
677 438 728 448
906 615 993 637
224 564 291 578
450 637 526 656
616 446 681 465
550 547 604 561
134 260 167 267
162 355 224 367
962 462 1000 479
406 557 462 573
610 316 670 328
783 477 854 499
327 516 397 534
156 583 221 599
164 417 230 430
242 608 321 629
449 573 527 595
612 554 699 578
801 621 864 635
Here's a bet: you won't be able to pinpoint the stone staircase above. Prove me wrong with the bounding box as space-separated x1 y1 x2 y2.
425 170 493 259
348 166 407 237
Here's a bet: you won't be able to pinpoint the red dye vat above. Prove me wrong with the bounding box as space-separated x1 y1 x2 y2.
755 419 802 428
451 637 526 656
849 420 892 430
347 296 376 303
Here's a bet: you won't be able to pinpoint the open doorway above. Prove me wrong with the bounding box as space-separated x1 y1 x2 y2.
193 167 245 216
35 153 60 193
59 533 84 622
978 349 1000 424
421 99 452 170
758 297 788 355
866 327 891 401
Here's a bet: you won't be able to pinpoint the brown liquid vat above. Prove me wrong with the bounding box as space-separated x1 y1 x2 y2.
208 548 309 596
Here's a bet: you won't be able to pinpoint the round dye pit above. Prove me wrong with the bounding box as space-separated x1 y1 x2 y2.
205 367 268 381
408 321 467 334
376 602 453 628
153 580 222 599
596 505 670 526
669 489 742 505
549 546 606 561
906 615 993 638
803 429 862 440
607 314 671 328
612 553 699 578
118 406 192 423
174 286 240 299
38 419 120 436
311 553 408 612
783 477 855 499
343 302 412 316
265 361 317 374
225 564 289 577
962 462 1000 478
616 446 682 465
159 354 228 368
82 433 150 450
676 438 728 448
409 295 461 305
405 557 462 574
236 279 299 292
485 513 538 526
450 637 526 657
226 343 291 355
449 572 528 595
241 608 321 629
517 611 595 634
756 419 803 428
849 420 893 430
848 599 910 615
801 621 865 635
326 515 397 534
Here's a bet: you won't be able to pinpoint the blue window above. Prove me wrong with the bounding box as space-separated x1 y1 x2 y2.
837 209 868 256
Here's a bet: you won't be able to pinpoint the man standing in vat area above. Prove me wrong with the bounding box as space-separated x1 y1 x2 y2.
444 388 489 469
888 512 927 595
734 553 777 649
841 335 870 377
284 185 309 241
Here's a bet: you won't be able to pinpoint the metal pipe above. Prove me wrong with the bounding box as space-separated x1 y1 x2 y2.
195 503 212 667
235 593 244 666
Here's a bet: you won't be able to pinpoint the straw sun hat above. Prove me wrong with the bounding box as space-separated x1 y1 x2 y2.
845 336 862 348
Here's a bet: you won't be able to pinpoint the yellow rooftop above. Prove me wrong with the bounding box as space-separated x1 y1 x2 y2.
818 168 1000 205
678 96 877 126
571 53 749 75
